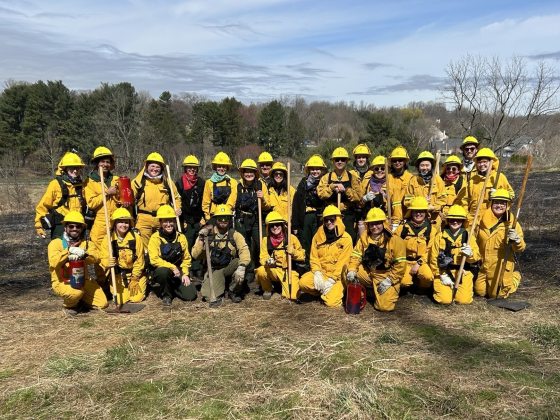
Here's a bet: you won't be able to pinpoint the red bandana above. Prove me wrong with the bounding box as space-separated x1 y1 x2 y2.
181 173 197 191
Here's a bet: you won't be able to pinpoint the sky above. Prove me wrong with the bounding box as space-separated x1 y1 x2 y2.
1 0 560 107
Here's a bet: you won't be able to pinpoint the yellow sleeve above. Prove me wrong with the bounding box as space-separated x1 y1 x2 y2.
201 180 213 221
260 180 271 210
259 237 270 266
433 176 447 211
99 235 111 270
179 233 191 273
467 233 481 264
291 235 305 262
234 231 251 266
48 238 68 273
169 178 182 210
148 233 175 270
35 180 60 230
388 236 407 284
226 178 238 211
345 172 361 203
334 234 354 282
309 234 321 273
317 173 334 200
429 233 444 277
349 236 366 272
191 233 205 260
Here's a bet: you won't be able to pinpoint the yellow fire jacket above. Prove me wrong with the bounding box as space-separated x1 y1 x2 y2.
35 177 84 234
132 172 181 215
309 218 353 282
148 230 191 273
394 220 439 265
201 177 238 221
317 170 361 212
387 170 413 222
48 237 98 284
100 230 145 279
429 227 480 277
259 234 305 269
268 185 296 222
191 226 251 267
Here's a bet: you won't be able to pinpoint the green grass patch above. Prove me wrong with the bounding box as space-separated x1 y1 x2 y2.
45 355 91 377
530 324 560 347
376 331 403 345
102 344 136 373
0 369 14 380
79 319 95 328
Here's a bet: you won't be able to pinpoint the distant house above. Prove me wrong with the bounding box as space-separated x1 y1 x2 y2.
428 128 463 156
498 136 539 158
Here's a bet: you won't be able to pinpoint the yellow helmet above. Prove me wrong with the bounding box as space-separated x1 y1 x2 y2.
305 154 327 172
443 155 463 167
257 151 273 164
63 211 85 225
111 207 133 222
239 159 258 172
156 205 176 219
364 208 386 223
491 188 512 202
91 146 113 162
146 152 165 165
389 146 409 161
461 136 479 148
212 204 234 217
352 143 371 157
322 205 342 218
474 148 496 161
446 205 467 220
331 147 349 160
212 151 232 166
59 152 85 168
416 151 435 165
271 162 287 173
370 155 386 167
407 196 429 211
182 155 200 167
265 211 286 225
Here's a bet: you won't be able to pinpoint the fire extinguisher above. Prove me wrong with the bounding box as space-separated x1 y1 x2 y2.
68 259 85 290
345 281 367 315
118 176 134 207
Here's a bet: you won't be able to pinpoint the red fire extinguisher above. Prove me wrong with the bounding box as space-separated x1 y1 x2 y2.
345 281 367 315
68 259 85 290
118 176 134 207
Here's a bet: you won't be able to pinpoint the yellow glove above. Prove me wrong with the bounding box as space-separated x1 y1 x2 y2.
128 277 140 296
36 228 47 239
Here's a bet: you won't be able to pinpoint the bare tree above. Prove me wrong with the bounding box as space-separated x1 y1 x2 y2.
443 54 560 153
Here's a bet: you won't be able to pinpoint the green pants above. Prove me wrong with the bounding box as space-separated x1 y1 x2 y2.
200 258 240 301
151 267 197 301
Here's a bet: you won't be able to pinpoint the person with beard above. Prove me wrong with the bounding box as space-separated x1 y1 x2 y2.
394 197 438 294
175 155 206 283
387 146 414 231
132 152 182 248
148 205 196 307
48 211 107 315
268 162 296 223
404 151 446 228
257 151 274 187
235 159 271 292
475 189 525 299
202 152 238 222
440 155 467 217
292 154 327 262
298 205 353 308
36 152 87 240
460 136 479 177
349 144 372 183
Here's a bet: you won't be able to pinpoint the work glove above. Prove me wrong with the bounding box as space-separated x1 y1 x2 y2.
313 271 325 291
440 273 453 287
68 246 86 258
106 257 117 268
363 191 375 202
233 266 246 285
37 228 47 239
265 257 276 268
460 244 473 257
322 278 336 295
507 228 521 244
346 271 357 282
128 277 140 295
377 278 392 295
198 226 212 240
68 254 80 262
391 222 400 233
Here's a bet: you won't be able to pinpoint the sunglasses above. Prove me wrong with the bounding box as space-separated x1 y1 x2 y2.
392 159 405 163
273 172 284 177
463 146 477 151
66 224 82 229
372 166 385 172
323 217 336 224
334 158 347 163
445 166 460 172
216 217 230 222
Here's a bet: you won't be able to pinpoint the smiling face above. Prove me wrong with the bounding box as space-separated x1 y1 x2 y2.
114 220 130 236
372 165 385 179
411 210 427 224
64 222 84 240
333 158 347 171
268 222 283 236
273 170 284 183
214 165 227 176
323 216 337 231
65 166 82 178
97 157 113 174
308 167 323 178
445 164 460 176
446 218 463 233
184 165 198 175
476 158 491 174
355 155 368 167
146 163 162 177
391 158 405 171
367 220 384 236
242 169 256 183
491 199 508 218
160 218 175 234
462 144 478 160
418 161 432 175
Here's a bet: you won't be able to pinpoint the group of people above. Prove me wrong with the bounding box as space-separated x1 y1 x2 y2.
35 136 526 315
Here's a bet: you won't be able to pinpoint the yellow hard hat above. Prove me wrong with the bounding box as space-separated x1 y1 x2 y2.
443 155 463 167
63 211 85 225
271 162 287 173
389 146 409 161
407 196 429 211
59 152 85 168
446 205 467 220
364 208 386 223
212 151 232 166
156 205 176 219
212 204 234 217
370 155 386 167
323 205 342 218
182 155 200 167
239 159 258 172
474 148 496 161
461 136 479 148
305 154 327 172
265 211 286 225
416 151 435 165
91 146 113 162
111 207 133 222
257 151 273 164
491 188 512 202
331 147 350 160
146 152 165 165
352 143 371 157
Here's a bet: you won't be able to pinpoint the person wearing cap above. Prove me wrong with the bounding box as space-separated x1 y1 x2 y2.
457 148 514 225
429 205 481 305
235 158 271 292
346 208 407 312
175 155 206 283
395 196 438 294
148 205 196 307
268 162 296 223
298 205 353 307
202 151 238 222
36 152 87 240
349 144 372 183
48 211 107 315
317 147 362 243
460 136 479 176
387 146 414 229
257 151 274 187
292 154 327 261
404 151 447 228
132 152 182 247
255 211 305 300
99 208 146 303
475 189 526 299
192 204 251 307
440 155 467 217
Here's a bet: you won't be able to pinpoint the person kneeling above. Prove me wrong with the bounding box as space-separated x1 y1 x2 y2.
255 211 305 300
148 205 196 307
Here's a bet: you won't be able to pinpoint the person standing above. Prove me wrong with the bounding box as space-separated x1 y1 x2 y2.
257 151 274 187
201 151 238 222
440 155 467 217
387 146 414 229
